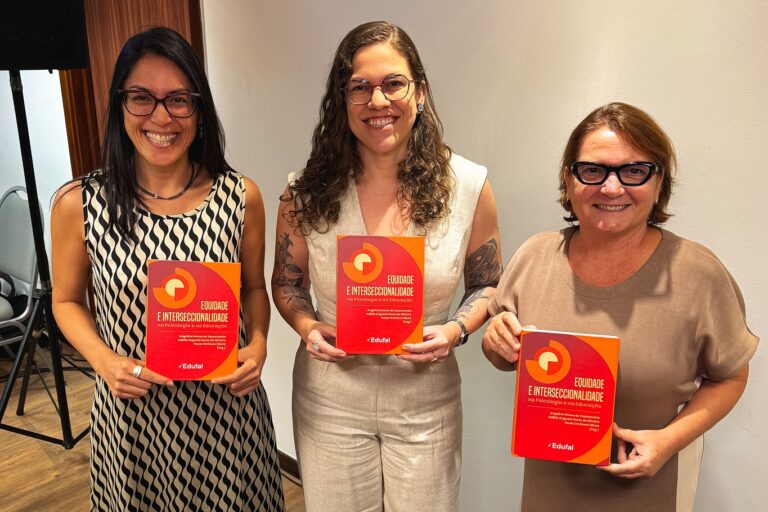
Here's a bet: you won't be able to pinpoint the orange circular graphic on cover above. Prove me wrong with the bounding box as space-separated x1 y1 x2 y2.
152 267 197 309
525 340 572 384
341 242 384 284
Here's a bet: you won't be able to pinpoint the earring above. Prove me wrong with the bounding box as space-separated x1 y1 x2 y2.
197 122 205 140
416 104 424 114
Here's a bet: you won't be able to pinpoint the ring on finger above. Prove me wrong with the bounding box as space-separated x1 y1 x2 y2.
131 364 143 379
311 342 320 352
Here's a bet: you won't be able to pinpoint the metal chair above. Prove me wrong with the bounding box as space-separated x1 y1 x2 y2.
0 186 38 353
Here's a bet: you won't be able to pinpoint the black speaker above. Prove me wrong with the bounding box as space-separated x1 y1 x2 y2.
0 0 88 70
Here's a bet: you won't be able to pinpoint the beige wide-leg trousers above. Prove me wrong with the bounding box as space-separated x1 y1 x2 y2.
292 344 463 512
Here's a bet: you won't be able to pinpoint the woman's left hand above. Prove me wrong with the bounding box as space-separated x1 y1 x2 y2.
400 323 460 363
211 342 266 397
598 423 674 479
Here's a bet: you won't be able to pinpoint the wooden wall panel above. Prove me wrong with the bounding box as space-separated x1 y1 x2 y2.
59 67 100 178
84 0 203 141
60 0 203 178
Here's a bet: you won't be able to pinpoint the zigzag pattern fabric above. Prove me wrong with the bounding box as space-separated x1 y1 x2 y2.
82 171 285 512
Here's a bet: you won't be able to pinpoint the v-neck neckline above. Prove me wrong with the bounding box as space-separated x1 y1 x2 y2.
348 179 415 237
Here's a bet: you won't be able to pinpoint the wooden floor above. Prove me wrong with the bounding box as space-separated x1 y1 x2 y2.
0 349 304 511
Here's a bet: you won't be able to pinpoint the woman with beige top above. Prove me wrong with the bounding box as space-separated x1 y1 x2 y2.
483 102 757 512
272 21 501 512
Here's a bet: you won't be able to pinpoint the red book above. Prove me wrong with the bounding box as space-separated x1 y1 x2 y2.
511 329 620 465
145 260 240 380
336 235 424 354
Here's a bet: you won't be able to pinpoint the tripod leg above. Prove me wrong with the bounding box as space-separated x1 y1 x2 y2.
1 71 88 448
16 302 43 416
0 298 40 423
42 294 75 448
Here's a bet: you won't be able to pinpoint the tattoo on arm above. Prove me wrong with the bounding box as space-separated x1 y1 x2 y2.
466 239 502 287
282 286 315 316
453 287 490 321
452 239 502 322
274 232 316 316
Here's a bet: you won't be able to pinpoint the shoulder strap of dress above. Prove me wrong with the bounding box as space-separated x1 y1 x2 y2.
450 153 488 212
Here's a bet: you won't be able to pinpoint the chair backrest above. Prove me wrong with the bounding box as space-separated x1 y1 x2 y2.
0 186 37 285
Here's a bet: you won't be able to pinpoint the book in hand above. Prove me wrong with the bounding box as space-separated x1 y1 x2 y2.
511 329 620 466
336 235 424 354
146 260 240 380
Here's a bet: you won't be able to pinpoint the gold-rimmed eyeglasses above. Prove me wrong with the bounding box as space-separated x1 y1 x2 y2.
343 74 415 105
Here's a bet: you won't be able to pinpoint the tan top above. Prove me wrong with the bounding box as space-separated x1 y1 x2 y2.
489 227 758 512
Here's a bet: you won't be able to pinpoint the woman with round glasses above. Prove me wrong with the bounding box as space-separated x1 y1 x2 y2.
272 21 501 511
482 102 757 512
51 27 284 511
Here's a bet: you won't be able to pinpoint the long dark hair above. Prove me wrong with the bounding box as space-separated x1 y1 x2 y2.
559 102 676 225
96 26 232 239
286 21 453 235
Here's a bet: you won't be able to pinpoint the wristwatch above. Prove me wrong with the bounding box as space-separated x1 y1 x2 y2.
449 319 470 346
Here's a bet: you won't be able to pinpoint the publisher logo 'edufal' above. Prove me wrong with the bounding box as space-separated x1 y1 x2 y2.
525 340 572 385
153 267 198 309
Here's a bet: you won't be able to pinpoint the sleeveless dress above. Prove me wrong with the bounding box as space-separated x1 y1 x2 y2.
82 171 285 512
291 154 487 512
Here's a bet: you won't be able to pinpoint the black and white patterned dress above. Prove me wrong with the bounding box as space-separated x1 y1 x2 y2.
82 171 285 512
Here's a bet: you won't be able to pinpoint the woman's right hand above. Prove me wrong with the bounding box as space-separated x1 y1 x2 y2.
97 354 174 399
482 311 525 365
303 322 349 362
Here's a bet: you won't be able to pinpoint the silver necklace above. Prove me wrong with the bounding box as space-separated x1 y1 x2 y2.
138 163 198 201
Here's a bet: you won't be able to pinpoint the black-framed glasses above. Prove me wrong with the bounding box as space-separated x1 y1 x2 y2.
343 74 415 105
570 161 659 186
118 89 201 118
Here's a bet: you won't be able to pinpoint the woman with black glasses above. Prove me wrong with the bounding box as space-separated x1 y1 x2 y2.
272 21 501 512
482 102 757 512
51 27 284 511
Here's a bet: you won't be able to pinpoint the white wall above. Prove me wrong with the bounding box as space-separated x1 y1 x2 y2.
202 1 767 510
0 70 73 261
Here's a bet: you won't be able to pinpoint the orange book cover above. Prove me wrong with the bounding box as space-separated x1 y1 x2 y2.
146 260 240 380
336 235 424 354
511 329 620 466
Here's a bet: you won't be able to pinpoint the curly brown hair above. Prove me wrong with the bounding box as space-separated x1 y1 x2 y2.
284 21 453 235
559 102 677 225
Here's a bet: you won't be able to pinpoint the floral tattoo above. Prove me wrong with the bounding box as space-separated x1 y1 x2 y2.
452 239 501 322
274 233 315 316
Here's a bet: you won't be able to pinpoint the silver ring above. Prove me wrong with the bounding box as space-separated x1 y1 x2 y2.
131 364 143 379
311 342 320 352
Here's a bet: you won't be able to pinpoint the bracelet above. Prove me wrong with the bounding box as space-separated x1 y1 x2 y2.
449 318 470 346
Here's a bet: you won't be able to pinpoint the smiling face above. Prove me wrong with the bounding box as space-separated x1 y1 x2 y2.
567 127 662 238
346 43 425 163
121 54 198 173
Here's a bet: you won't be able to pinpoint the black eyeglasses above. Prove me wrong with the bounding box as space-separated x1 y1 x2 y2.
570 161 659 186
343 74 415 105
118 89 201 118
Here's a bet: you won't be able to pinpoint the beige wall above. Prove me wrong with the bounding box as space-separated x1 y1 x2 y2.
1 70 73 255
202 1 767 510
